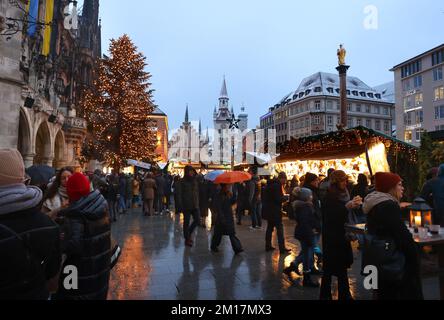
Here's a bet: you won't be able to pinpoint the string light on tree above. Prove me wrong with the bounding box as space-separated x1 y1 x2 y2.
79 34 158 171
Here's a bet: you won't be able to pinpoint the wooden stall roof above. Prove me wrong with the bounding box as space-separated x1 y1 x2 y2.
277 126 418 162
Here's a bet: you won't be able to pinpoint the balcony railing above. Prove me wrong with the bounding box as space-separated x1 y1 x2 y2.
64 116 87 130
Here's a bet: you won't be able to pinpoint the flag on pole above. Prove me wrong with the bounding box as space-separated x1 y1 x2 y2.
27 0 39 37
42 0 54 56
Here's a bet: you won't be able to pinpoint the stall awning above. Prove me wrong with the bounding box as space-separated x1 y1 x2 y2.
277 126 418 162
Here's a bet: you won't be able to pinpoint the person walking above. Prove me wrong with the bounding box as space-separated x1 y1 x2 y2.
176 166 200 247
319 168 335 202
263 172 291 254
155 172 166 215
106 172 119 222
364 172 423 300
247 167 262 230
164 173 173 212
234 182 248 225
0 149 61 300
55 173 111 300
126 174 133 211
421 164 444 226
283 188 320 287
351 173 370 249
319 170 362 300
211 184 244 254
142 172 156 216
198 174 210 228
132 176 140 208
118 173 127 214
42 167 73 220
172 175 182 215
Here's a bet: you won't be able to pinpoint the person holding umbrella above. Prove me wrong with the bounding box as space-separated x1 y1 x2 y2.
210 171 250 254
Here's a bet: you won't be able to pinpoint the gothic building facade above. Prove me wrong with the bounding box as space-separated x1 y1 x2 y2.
0 0 101 169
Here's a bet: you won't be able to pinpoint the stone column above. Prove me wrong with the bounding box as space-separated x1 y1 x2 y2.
22 154 35 168
336 64 350 130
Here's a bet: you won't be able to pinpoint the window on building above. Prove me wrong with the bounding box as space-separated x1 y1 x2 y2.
348 118 353 128
435 86 444 101
413 75 423 88
313 115 321 125
384 121 390 132
374 106 380 114
403 96 412 109
375 120 381 131
314 87 322 93
327 87 334 94
401 59 422 78
315 100 321 111
365 105 371 113
327 115 333 125
434 67 443 81
326 100 333 110
416 129 425 142
432 49 444 66
405 131 413 142
402 79 411 91
406 112 413 125
435 105 444 119
415 93 423 106
375 94 382 99
352 91 359 96
366 119 372 129
360 92 366 97
368 93 374 98
356 104 362 112
336 102 340 110
357 118 362 126
305 117 309 127
415 110 424 124
383 107 389 115
347 103 352 111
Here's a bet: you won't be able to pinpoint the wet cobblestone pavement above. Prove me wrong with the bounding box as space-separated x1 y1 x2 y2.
107 208 440 300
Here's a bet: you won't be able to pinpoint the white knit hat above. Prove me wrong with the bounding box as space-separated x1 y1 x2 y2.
0 149 25 187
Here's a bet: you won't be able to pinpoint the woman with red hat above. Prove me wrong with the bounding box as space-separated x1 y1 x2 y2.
363 172 423 300
54 173 111 300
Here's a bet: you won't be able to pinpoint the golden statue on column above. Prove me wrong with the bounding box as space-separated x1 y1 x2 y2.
337 44 346 66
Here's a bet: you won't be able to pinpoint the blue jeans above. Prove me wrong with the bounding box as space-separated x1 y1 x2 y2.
118 195 127 212
251 201 262 228
300 242 314 272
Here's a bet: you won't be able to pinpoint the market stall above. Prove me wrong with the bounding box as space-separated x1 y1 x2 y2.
275 126 418 187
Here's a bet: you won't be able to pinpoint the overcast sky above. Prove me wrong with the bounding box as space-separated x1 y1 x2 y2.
95 0 444 131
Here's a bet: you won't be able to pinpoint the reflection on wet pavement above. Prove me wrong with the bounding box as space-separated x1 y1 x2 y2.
107 208 438 300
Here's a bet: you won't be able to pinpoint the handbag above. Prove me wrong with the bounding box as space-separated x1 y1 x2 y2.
361 231 405 283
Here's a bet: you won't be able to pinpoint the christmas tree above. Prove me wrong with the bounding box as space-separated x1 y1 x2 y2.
80 34 158 170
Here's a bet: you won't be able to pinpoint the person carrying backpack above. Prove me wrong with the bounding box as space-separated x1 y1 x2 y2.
0 149 61 300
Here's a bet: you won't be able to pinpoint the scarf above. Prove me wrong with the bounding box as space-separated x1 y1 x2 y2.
363 191 399 215
0 184 43 215
58 185 68 200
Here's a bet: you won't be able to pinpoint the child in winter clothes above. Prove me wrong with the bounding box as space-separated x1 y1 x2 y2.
283 188 320 287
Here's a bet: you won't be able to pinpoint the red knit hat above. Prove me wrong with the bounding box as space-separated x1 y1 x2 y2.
375 172 402 193
66 173 91 202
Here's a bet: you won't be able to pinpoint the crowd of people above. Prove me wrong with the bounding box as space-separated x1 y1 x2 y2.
1 146 443 300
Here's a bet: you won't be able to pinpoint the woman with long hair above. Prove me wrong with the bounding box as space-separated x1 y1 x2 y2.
42 167 74 219
320 170 362 300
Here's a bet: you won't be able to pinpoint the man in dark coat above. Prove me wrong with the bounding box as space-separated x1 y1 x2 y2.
421 164 444 226
210 184 243 254
176 166 200 247
263 172 291 254
154 172 166 215
0 149 61 300
56 173 111 300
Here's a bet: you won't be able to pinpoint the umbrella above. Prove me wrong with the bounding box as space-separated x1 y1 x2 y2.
214 171 252 185
204 170 225 182
25 165 56 186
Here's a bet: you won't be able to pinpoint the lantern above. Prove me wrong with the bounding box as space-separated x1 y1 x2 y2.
409 198 433 230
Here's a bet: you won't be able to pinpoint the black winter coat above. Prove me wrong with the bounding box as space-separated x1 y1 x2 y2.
366 200 423 299
293 201 319 246
176 176 199 211
322 191 353 275
213 192 237 236
262 179 285 223
0 207 61 300
57 190 111 300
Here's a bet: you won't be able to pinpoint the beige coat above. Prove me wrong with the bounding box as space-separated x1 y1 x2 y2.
143 178 156 200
